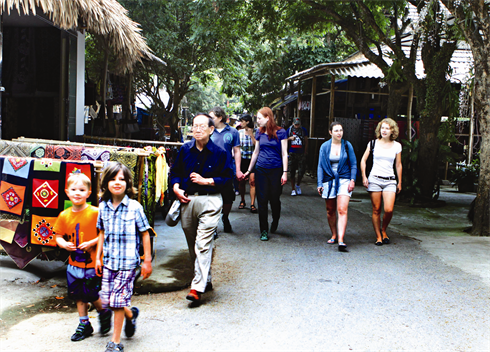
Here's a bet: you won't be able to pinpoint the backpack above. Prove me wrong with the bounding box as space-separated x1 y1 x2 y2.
366 139 376 177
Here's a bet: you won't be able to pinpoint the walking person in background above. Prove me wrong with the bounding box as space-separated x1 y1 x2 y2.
317 122 357 252
209 106 242 233
287 117 308 196
360 118 402 246
237 113 257 213
170 113 233 304
246 107 288 241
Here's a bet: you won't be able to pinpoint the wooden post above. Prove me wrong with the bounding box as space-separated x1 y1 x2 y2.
407 84 414 142
329 74 336 126
297 79 302 117
467 89 475 165
310 76 317 138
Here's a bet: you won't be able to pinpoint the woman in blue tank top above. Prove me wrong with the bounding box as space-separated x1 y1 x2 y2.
317 122 357 252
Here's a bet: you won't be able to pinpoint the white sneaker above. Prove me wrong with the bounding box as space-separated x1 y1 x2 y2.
291 190 297 196
296 185 302 195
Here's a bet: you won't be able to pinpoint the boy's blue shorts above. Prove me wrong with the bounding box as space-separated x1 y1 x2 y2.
67 265 101 303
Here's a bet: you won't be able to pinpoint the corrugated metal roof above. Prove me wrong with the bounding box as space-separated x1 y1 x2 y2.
288 35 473 83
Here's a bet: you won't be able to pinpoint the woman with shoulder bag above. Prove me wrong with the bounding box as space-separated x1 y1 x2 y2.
360 118 402 246
317 122 357 252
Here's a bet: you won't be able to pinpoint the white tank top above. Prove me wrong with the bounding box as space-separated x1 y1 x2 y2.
370 140 401 177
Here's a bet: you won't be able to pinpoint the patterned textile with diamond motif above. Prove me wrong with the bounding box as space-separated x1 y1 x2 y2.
32 179 59 209
2 157 31 179
109 151 138 184
31 215 57 247
0 141 31 157
0 182 26 216
45 145 84 160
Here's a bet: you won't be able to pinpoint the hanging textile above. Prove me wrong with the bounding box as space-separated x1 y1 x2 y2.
30 214 58 247
2 157 31 179
109 150 138 185
155 148 168 206
81 148 111 161
0 240 42 269
45 145 84 160
0 181 26 216
30 144 46 158
0 220 19 244
0 141 31 157
140 154 156 227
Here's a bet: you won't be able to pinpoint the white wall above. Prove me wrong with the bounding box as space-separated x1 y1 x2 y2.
76 31 85 136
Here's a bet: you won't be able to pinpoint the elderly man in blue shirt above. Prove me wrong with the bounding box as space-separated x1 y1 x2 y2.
209 106 242 233
170 113 233 304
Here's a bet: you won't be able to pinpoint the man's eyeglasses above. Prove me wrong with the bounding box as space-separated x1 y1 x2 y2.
192 124 209 131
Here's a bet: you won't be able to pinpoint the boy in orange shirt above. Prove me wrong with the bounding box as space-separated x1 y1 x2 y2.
55 173 112 341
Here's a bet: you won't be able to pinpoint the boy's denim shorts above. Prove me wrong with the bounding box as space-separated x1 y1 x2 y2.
67 265 101 303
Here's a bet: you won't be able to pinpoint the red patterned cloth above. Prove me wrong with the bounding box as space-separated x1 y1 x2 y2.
65 162 92 181
32 179 59 209
45 145 84 160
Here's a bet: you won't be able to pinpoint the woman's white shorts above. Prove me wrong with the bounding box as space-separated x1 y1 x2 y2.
322 178 352 199
368 175 397 193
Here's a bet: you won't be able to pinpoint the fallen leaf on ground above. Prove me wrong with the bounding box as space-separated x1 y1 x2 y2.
55 296 64 300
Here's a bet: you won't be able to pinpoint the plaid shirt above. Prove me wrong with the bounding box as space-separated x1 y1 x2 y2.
97 195 150 271
239 128 255 159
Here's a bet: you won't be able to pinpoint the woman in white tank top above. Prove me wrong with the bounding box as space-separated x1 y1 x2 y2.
360 118 403 246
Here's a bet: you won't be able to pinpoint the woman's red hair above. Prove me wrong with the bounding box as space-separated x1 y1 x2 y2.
258 107 281 140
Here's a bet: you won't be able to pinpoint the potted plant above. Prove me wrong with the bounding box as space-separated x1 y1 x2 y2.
450 159 479 192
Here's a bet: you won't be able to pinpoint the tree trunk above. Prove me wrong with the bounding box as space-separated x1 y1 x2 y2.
471 63 490 236
416 40 457 199
387 82 409 119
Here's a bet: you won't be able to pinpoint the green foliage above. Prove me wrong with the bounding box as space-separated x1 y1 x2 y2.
450 157 480 188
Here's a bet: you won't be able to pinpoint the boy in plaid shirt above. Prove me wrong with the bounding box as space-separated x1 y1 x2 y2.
95 162 152 352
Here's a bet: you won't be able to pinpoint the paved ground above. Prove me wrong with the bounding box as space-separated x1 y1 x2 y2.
0 177 489 351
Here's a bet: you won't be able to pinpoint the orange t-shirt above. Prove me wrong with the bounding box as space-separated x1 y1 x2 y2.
54 205 99 269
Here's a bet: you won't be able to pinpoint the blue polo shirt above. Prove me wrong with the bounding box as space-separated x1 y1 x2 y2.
170 138 233 194
210 124 240 156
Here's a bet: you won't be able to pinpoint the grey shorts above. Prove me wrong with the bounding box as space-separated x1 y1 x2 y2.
368 175 397 193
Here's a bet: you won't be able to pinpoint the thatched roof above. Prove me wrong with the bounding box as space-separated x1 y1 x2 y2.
0 0 153 73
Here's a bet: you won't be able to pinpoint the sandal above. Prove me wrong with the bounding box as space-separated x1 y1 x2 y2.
338 242 348 252
250 204 258 213
238 201 246 210
327 238 337 244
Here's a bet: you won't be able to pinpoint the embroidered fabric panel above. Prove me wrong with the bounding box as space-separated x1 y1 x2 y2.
0 220 19 244
81 148 110 161
0 141 31 157
32 179 59 209
31 215 57 247
109 151 138 184
0 182 26 216
14 220 30 248
30 144 46 158
33 159 61 172
0 239 42 269
2 157 31 179
65 163 92 181
45 145 84 160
